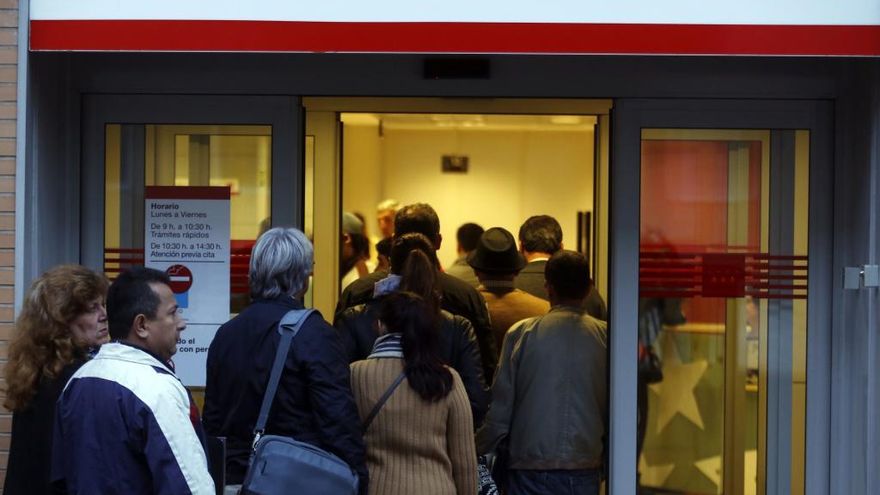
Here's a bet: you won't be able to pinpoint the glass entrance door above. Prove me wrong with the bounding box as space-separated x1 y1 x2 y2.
79 95 301 395
638 129 806 495
81 95 302 280
102 123 272 313
609 100 832 495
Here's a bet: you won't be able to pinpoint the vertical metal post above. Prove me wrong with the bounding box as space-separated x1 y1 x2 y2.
766 130 796 495
14 0 30 312
304 111 341 317
271 98 302 228
120 125 145 250
594 114 611 300
724 142 752 495
803 103 832 495
188 134 211 186
608 101 640 495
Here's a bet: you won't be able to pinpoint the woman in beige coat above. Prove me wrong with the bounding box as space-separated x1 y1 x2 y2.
350 254 477 495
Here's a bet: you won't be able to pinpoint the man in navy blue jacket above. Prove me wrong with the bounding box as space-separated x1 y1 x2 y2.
52 267 214 494
203 227 368 492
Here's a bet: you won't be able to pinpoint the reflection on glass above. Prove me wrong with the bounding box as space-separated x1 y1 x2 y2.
104 124 272 314
637 130 808 495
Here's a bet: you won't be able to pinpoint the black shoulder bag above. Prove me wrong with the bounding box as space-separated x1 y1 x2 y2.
240 309 360 495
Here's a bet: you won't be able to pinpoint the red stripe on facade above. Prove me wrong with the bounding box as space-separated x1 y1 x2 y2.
29 20 880 56
144 186 230 200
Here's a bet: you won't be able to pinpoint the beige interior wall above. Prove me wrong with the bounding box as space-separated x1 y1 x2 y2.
208 135 271 240
158 128 271 240
341 125 383 245
104 125 121 247
342 124 595 269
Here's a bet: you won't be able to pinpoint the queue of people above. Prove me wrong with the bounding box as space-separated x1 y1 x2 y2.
2 203 608 495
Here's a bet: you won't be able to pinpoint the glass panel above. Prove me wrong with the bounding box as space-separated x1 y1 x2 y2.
302 134 315 308
104 124 272 314
637 129 808 495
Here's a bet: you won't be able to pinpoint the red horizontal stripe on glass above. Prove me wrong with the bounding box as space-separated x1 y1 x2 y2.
639 250 809 299
145 186 230 200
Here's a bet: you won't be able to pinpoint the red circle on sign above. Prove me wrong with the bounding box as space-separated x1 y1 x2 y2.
165 265 193 294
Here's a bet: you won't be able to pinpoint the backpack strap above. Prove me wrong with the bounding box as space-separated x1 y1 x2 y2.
362 371 406 432
251 308 315 449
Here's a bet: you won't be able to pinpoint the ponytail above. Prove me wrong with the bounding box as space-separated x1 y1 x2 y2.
399 249 439 313
391 233 441 312
379 291 452 402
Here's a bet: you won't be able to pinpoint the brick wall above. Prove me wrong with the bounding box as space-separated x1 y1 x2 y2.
0 0 17 490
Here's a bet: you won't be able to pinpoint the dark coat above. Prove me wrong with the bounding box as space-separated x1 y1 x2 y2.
203 297 368 489
336 270 498 382
514 259 609 321
4 361 83 495
336 303 490 427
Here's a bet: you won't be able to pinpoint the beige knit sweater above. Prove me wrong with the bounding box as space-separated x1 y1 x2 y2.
350 358 477 495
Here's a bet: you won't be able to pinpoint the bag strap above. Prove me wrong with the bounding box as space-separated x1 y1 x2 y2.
251 308 315 448
362 371 406 432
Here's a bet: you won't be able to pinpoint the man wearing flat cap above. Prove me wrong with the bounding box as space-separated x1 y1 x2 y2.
468 227 550 356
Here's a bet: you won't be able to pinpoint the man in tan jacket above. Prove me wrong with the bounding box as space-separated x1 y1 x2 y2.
467 227 549 357
477 250 607 495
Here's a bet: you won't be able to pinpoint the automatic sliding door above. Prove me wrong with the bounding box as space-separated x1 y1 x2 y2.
104 124 272 313
637 129 807 495
82 95 300 281
81 95 300 388
610 100 832 495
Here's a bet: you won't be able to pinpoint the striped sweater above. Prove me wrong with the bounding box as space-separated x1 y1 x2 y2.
351 357 477 495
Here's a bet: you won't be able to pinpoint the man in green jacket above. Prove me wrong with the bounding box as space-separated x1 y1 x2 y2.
477 250 608 495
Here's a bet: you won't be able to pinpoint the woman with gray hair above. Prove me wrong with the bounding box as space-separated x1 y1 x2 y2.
203 227 368 493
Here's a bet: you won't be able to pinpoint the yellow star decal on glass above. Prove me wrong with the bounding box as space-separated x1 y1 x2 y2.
639 454 676 486
649 335 709 433
694 454 722 493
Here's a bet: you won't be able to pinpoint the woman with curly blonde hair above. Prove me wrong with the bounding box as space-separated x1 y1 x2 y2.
3 264 109 495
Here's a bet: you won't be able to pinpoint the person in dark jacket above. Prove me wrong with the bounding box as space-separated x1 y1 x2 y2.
478 251 607 495
3 265 109 495
203 227 369 492
336 203 497 382
336 233 490 426
53 267 214 495
515 215 607 321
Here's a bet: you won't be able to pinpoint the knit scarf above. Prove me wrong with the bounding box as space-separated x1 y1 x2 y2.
373 274 402 297
368 332 404 359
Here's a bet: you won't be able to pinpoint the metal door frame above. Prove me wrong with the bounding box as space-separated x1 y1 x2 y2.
609 99 833 495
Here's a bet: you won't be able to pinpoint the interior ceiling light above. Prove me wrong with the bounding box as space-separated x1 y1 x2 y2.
341 113 380 126
549 116 583 125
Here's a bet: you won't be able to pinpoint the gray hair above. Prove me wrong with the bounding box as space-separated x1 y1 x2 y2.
249 227 313 299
